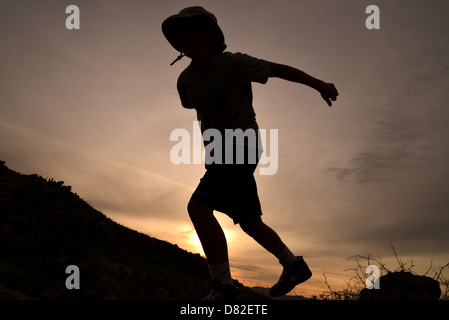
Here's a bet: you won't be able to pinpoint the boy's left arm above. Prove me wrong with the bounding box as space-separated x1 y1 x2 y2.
268 62 339 107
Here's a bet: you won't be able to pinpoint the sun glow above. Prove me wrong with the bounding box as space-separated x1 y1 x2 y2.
191 232 204 255
188 223 237 257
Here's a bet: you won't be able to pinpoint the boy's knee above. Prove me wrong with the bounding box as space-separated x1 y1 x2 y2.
239 216 263 234
239 221 251 234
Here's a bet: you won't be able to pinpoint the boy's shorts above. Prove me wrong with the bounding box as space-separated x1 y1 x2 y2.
190 146 263 224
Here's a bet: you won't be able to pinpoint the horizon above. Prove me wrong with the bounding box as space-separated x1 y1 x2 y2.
1 0 449 298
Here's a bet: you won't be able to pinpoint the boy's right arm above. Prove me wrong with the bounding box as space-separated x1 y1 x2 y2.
268 62 339 107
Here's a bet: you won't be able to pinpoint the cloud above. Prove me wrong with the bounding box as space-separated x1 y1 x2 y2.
326 1 449 185
330 147 411 184
328 115 425 184
328 54 449 184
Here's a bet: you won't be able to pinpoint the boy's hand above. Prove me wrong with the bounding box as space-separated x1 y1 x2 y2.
318 82 339 107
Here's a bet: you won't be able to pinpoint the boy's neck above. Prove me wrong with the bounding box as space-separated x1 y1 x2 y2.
191 47 219 68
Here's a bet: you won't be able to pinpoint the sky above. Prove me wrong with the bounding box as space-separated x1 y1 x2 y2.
1 0 449 297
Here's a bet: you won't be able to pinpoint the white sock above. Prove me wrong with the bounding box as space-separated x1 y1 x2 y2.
209 261 232 286
276 245 297 267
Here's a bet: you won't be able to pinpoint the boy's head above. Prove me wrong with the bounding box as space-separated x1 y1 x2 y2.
162 6 227 59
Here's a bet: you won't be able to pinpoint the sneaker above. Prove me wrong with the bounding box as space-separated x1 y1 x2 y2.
269 256 312 297
202 280 241 301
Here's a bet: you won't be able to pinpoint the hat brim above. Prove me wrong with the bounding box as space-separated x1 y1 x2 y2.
162 14 226 53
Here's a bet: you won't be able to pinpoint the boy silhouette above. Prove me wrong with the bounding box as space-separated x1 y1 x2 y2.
162 6 338 300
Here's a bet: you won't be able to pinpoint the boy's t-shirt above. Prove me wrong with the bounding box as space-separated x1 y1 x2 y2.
177 52 270 149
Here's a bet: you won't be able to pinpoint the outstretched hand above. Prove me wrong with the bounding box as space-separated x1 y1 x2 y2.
318 82 339 107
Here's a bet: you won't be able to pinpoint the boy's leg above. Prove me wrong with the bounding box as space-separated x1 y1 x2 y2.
239 216 297 267
187 199 232 285
240 216 312 297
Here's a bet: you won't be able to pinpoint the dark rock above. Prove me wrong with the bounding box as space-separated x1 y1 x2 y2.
359 271 441 300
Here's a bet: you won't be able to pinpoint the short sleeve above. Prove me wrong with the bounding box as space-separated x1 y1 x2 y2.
232 52 270 84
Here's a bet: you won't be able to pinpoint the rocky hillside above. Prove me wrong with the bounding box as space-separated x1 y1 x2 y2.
0 161 265 300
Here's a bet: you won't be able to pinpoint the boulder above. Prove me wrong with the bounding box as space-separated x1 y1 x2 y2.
359 271 441 300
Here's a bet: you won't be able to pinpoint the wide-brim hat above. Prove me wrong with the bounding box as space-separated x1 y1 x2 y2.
162 6 227 53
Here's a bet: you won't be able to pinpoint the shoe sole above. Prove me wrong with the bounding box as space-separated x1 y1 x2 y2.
269 259 312 297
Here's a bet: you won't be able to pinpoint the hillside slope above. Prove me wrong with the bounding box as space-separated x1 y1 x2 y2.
0 161 264 300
